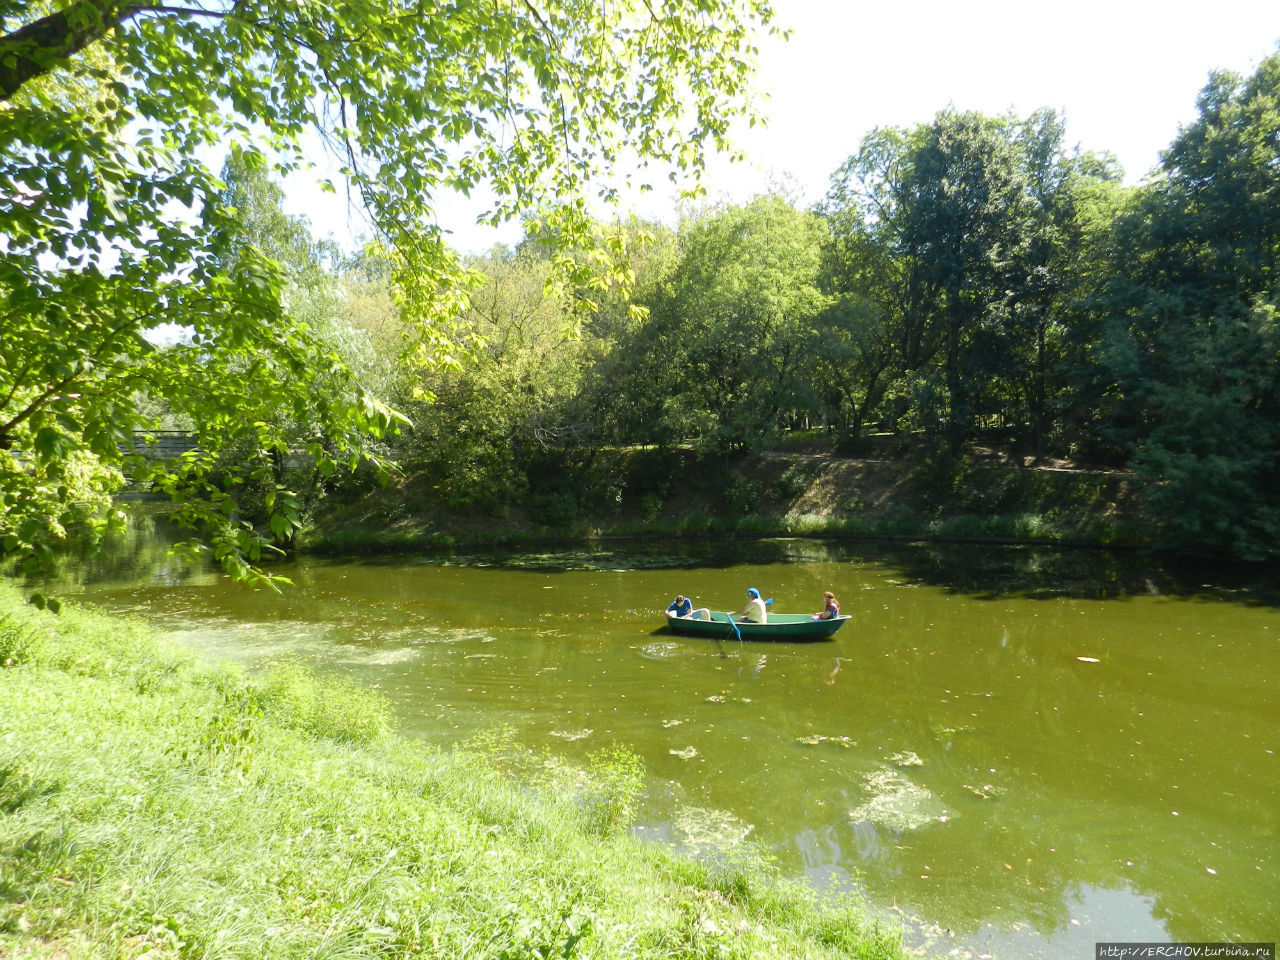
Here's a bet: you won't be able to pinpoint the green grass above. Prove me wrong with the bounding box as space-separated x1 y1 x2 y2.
0 585 910 960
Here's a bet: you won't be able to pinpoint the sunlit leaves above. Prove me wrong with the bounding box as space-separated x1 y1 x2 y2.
2 0 774 577
1098 52 1280 558
600 195 829 452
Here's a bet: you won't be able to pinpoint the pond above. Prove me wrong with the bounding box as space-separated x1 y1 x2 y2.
49 532 1279 959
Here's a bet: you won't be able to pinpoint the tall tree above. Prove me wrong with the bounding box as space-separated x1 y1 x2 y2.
1099 53 1280 558
406 247 588 512
0 0 776 578
984 111 1121 460
609 195 829 452
821 109 1115 455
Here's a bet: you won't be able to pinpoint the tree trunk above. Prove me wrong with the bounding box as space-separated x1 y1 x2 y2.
1 1 143 102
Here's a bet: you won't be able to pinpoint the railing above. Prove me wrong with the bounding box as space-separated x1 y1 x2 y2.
128 430 200 459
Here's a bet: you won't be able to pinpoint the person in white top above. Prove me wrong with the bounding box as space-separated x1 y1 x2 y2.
730 587 768 624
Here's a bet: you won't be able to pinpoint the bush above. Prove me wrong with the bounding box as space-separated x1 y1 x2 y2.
530 492 580 529
721 471 762 515
769 464 809 501
908 451 970 509
638 492 663 523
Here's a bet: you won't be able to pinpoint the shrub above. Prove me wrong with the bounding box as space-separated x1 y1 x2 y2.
530 492 580 529
721 471 762 514
769 464 809 501
639 492 663 523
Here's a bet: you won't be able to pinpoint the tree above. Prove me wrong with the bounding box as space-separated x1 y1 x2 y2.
0 0 776 578
821 109 1115 455
608 195 829 452
405 247 588 513
822 113 1028 446
1098 53 1280 558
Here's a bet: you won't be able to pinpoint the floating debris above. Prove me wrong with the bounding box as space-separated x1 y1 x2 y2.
849 768 949 831
549 728 593 741
408 628 493 646
640 642 684 660
342 648 419 666
662 718 688 728
1077 656 1101 663
669 746 699 760
706 695 726 704
888 750 924 767
962 782 1001 800
796 734 856 748
672 806 754 848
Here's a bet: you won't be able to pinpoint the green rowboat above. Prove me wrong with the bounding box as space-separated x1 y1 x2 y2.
664 612 849 642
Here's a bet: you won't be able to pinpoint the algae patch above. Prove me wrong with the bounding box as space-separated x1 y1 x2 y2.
849 767 949 831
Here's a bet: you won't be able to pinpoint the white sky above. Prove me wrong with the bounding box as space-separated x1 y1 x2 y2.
285 0 1280 254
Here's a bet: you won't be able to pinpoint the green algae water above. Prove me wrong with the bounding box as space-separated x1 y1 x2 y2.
54 538 1278 958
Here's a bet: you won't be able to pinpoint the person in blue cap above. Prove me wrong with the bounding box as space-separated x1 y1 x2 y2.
730 587 768 624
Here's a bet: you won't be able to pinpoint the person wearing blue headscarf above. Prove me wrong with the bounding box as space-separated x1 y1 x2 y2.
730 587 768 624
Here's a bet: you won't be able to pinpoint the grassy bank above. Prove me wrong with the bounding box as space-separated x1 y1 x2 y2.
304 446 1145 556
0 585 908 960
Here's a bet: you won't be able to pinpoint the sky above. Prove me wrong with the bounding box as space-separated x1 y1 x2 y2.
284 0 1280 254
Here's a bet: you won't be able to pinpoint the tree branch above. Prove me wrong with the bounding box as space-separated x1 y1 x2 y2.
1 0 145 101
0 0 238 102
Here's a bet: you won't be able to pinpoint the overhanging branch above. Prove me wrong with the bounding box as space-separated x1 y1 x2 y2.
0 0 235 102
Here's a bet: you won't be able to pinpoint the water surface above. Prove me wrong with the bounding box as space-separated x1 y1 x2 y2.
56 537 1279 958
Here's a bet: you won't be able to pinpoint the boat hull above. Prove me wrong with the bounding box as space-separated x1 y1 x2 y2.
664 612 849 642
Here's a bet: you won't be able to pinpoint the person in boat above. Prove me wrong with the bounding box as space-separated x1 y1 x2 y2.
811 591 840 621
666 595 710 620
729 587 768 624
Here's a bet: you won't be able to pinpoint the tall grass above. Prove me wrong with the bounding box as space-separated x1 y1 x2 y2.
0 584 908 960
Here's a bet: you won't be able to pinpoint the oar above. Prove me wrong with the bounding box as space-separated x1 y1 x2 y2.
726 598 771 642
724 612 742 642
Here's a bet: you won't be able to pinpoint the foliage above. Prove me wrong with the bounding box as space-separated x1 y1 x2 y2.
821 108 1121 454
1097 52 1280 558
606 195 829 451
722 470 763 514
1 0 777 579
11 0 1278 564
402 247 590 513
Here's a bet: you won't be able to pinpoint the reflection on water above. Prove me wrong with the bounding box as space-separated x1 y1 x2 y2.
31 517 1280 959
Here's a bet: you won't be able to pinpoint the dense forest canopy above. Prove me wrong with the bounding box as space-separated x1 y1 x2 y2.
4 3 1279 567
405 53 1280 561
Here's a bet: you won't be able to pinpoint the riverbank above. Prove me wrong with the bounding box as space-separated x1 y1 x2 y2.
0 584 908 960
304 445 1146 556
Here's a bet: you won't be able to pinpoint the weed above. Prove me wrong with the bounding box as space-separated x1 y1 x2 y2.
0 614 41 667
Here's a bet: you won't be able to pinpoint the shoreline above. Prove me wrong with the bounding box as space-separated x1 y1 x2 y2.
0 583 911 960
